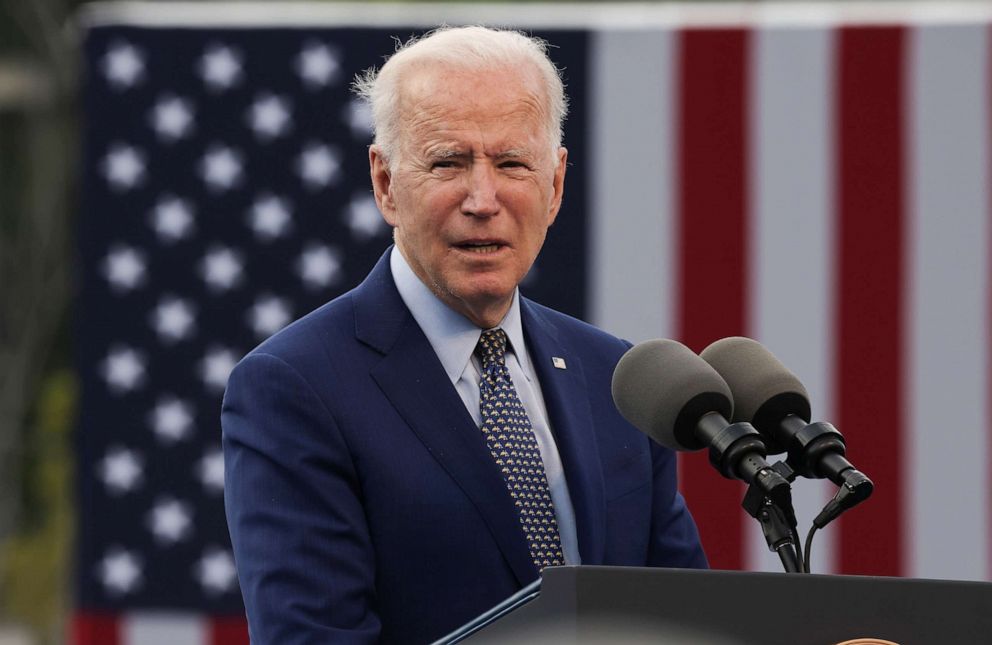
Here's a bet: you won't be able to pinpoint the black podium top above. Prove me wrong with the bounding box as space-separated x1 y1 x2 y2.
439 565 992 644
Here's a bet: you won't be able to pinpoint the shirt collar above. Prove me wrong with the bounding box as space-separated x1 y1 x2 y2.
390 246 531 384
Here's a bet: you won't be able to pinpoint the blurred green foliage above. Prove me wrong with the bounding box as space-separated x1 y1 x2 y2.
0 370 76 645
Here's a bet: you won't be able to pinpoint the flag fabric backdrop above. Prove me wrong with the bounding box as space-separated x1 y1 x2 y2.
75 3 992 643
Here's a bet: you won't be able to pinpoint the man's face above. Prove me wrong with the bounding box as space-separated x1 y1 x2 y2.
370 64 567 328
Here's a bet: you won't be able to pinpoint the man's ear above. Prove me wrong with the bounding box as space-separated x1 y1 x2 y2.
547 146 568 226
369 146 397 226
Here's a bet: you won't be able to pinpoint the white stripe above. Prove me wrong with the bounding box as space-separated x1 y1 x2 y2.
589 29 676 343
906 24 991 581
749 26 837 573
123 613 205 645
79 2 992 30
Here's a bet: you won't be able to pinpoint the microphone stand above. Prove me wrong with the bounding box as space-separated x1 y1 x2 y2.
698 415 804 574
741 461 803 573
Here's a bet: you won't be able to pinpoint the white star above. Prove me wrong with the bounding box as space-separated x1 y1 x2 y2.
102 245 147 291
149 396 194 443
98 548 142 595
102 346 146 393
98 447 143 494
200 347 239 393
296 143 340 189
198 447 225 494
296 42 340 88
200 247 243 291
101 144 146 191
249 194 292 240
147 498 193 545
195 547 238 595
297 244 342 290
199 44 242 91
248 296 291 338
199 145 243 192
151 195 195 242
150 296 196 343
102 41 144 88
346 194 388 241
344 98 373 138
247 93 292 140
150 95 194 141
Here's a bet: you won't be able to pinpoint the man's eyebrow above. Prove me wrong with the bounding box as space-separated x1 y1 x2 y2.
495 149 530 160
426 148 468 160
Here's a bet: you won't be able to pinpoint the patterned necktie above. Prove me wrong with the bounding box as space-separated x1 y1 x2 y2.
476 328 565 571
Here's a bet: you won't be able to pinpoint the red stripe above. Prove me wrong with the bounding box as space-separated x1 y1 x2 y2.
676 28 751 571
834 26 906 576
70 613 120 645
209 616 250 645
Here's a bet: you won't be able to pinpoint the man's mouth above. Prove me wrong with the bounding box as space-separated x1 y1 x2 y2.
457 241 504 254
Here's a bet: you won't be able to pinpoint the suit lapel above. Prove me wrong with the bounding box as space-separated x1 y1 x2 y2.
353 252 538 586
521 300 607 565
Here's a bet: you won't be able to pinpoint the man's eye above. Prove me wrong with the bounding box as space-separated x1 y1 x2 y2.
500 161 528 170
432 160 458 169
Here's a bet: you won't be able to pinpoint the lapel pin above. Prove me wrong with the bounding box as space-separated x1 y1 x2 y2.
552 356 567 370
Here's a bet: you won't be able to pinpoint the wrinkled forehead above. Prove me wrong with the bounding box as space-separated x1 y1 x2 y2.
396 61 550 130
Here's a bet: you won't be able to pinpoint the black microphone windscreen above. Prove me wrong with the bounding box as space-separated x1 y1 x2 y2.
699 337 811 451
612 339 733 451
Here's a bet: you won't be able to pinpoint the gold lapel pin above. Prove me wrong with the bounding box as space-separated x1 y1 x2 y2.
552 357 567 370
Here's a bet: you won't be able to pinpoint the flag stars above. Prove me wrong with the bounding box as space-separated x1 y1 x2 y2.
102 346 146 393
195 547 238 595
198 448 225 494
249 194 292 240
200 247 243 291
102 41 145 88
199 44 243 91
248 296 292 338
147 498 193 545
98 548 143 595
103 245 147 291
102 144 146 191
296 143 341 189
247 93 292 140
98 447 143 494
200 347 239 393
297 244 341 289
199 145 244 192
150 296 196 343
151 195 195 242
346 194 388 241
296 42 341 88
149 396 194 443
150 95 195 141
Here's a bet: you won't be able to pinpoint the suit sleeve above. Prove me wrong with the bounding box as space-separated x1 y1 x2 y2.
647 440 710 569
222 352 379 644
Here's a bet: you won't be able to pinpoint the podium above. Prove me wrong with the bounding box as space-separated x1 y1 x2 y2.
437 566 992 644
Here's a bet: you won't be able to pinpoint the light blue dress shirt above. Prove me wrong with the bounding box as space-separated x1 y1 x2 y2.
390 247 581 565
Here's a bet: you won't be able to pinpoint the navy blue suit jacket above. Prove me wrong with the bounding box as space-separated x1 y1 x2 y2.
222 251 707 644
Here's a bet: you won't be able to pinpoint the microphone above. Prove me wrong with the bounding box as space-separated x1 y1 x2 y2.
611 339 791 510
699 337 873 526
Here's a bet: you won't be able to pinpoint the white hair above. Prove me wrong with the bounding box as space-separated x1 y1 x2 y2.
352 25 568 166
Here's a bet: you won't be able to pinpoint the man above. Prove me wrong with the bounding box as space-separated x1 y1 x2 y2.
223 26 707 645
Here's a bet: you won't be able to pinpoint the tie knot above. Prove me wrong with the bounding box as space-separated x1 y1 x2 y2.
476 328 508 367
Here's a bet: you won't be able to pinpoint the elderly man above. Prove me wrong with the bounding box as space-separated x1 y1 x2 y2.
223 26 707 645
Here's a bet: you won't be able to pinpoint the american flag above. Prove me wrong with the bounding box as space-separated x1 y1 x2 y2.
74 3 992 643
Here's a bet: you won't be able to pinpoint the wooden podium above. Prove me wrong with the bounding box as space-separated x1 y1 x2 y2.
436 565 992 644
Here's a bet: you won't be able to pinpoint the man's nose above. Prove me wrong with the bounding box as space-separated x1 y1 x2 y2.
461 163 500 217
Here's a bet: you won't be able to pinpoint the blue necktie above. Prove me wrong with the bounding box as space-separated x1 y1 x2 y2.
476 328 564 570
